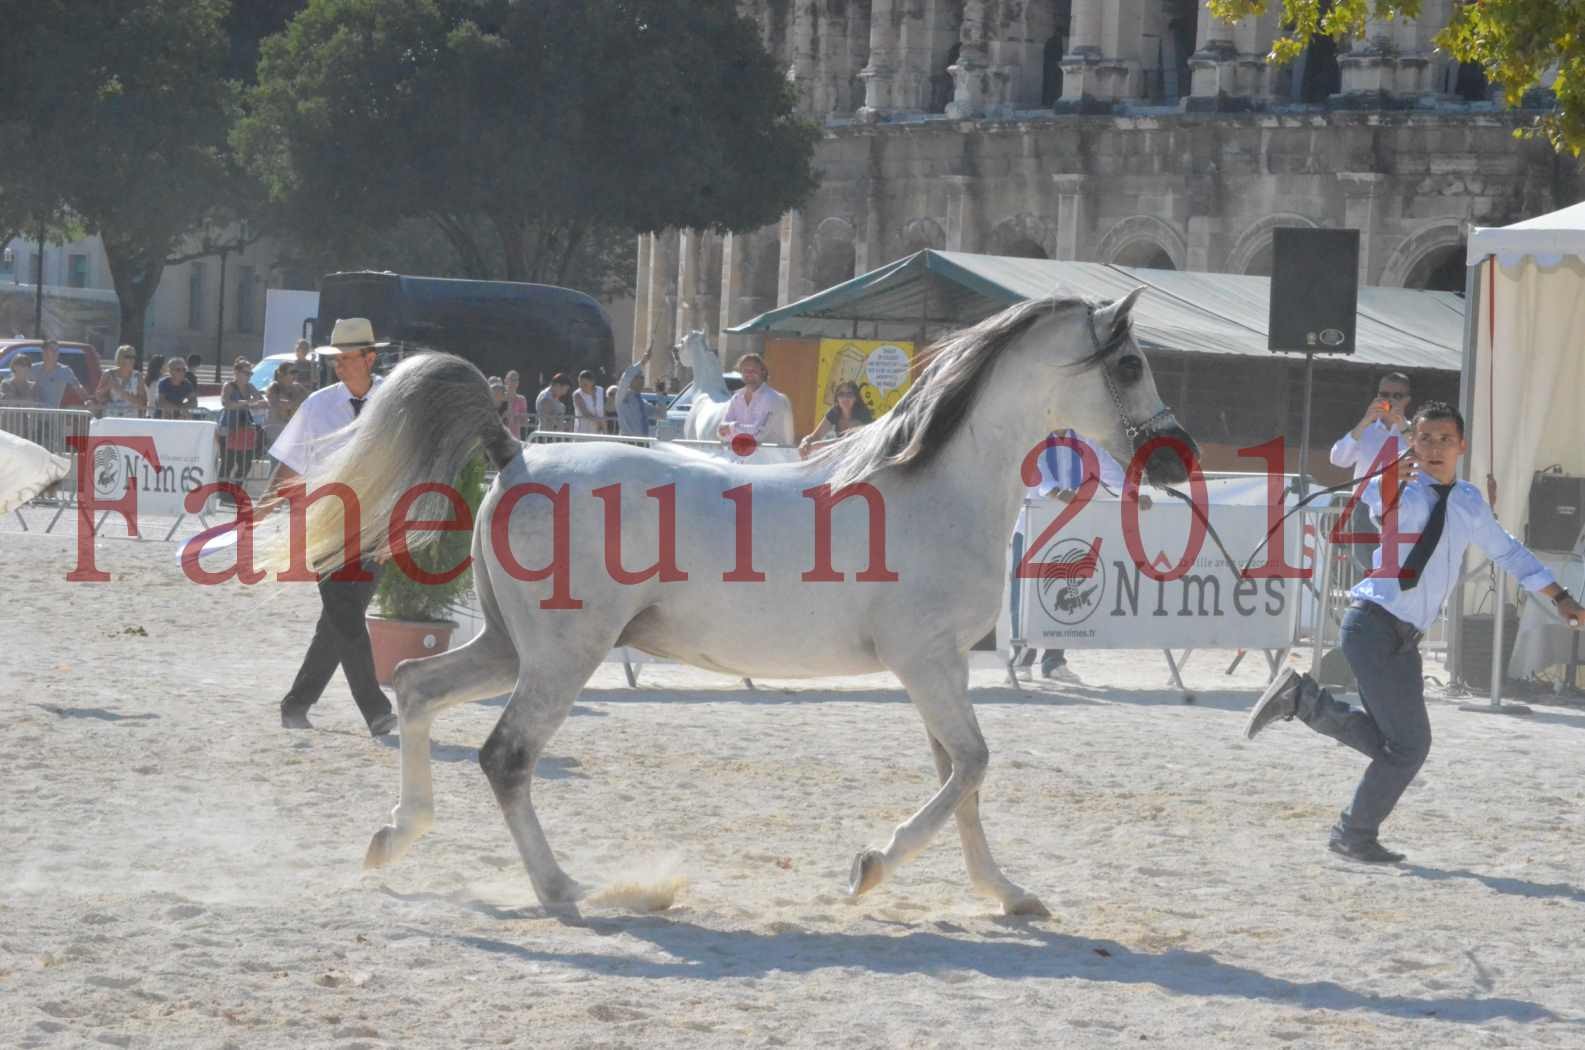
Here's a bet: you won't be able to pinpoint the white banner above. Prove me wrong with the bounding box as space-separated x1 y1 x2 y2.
1003 479 1303 651
88 417 217 518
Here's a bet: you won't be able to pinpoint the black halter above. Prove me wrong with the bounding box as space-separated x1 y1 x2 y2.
1086 303 1180 443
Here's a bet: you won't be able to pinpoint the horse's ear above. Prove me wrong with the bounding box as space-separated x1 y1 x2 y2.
1093 286 1145 337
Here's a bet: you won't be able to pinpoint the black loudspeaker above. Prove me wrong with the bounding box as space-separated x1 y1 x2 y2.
1459 609 1519 687
1526 470 1585 552
1268 228 1360 355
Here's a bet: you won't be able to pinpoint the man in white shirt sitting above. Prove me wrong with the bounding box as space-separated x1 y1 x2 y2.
266 317 397 737
1247 402 1585 863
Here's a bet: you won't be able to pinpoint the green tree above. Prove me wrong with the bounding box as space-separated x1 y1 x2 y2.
1209 1 1585 153
237 0 819 287
0 0 251 351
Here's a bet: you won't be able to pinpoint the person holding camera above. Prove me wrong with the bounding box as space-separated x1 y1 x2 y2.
1330 373 1413 571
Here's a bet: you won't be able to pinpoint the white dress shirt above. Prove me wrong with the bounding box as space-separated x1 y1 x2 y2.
1352 473 1555 632
268 377 382 480
1330 419 1409 481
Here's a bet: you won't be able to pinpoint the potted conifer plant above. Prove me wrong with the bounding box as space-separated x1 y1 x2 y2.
367 455 487 685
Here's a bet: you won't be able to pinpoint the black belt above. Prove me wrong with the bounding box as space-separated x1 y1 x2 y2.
1349 599 1424 648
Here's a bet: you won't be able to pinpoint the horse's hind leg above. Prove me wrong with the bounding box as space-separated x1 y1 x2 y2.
363 626 518 870
479 648 607 908
928 734 1048 916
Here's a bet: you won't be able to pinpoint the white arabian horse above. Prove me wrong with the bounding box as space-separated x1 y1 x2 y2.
673 329 796 451
0 429 70 515
294 289 1195 915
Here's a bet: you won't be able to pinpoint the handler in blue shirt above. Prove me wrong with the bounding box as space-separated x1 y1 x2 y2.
1246 402 1585 864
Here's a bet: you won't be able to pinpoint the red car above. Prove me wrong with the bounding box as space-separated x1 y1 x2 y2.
0 340 104 408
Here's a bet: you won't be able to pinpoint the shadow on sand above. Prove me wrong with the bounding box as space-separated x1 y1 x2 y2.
427 912 1562 1026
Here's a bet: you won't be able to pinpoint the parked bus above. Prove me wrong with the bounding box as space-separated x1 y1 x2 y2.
314 271 616 386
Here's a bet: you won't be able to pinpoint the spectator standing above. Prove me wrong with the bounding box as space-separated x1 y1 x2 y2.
142 354 167 397
220 358 266 480
1 355 39 403
615 349 652 437
572 370 605 434
799 380 873 456
535 372 572 431
32 340 85 410
155 359 198 419
96 345 147 418
186 353 206 387
503 370 530 439
291 338 319 390
716 353 781 441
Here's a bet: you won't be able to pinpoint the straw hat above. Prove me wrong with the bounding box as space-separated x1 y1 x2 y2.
314 317 389 356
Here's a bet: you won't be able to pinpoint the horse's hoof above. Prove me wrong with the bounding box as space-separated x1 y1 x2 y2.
848 849 885 897
1003 893 1051 918
363 826 397 870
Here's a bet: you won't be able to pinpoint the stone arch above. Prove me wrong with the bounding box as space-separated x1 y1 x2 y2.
1380 222 1467 290
811 215 858 291
1096 215 1187 271
900 217 947 255
988 213 1053 259
1227 213 1320 276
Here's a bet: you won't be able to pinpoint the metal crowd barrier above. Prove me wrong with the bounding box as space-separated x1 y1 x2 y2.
2 405 92 529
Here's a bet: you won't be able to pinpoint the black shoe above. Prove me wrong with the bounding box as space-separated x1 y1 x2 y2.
1245 668 1305 740
280 705 312 730
368 712 398 737
1327 829 1405 864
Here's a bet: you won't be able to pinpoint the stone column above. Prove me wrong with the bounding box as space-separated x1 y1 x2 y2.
777 209 806 306
856 179 885 274
1234 7 1279 101
1187 2 1242 111
631 234 652 361
944 176 979 252
646 229 679 375
1052 174 1089 260
787 0 817 115
674 228 701 340
947 1 992 119
1339 172 1388 286
856 0 899 122
1338 18 1397 99
716 232 748 359
1057 0 1105 111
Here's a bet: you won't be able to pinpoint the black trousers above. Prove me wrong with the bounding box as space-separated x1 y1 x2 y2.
282 562 392 725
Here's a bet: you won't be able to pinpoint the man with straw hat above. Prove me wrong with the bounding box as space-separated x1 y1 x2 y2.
267 318 397 737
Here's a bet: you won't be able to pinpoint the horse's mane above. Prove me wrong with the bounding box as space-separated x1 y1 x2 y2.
818 293 1130 489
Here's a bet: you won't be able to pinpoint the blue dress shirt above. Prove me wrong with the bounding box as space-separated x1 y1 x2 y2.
1352 473 1555 632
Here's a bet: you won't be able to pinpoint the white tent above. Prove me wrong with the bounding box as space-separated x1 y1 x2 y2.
1459 202 1585 703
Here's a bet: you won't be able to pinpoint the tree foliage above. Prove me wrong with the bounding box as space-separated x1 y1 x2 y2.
1209 1 1585 153
237 0 819 287
0 0 253 347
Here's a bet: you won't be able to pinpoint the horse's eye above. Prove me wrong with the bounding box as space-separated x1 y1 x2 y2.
1115 356 1144 383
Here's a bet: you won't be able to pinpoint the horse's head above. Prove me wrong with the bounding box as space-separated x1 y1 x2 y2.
1039 288 1198 486
675 330 714 371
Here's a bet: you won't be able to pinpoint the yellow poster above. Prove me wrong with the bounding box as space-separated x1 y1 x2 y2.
814 339 916 422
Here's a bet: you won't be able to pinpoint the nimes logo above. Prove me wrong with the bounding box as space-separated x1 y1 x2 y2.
1035 538 1106 626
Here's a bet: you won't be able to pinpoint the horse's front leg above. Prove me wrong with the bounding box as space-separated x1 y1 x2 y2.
851 649 1046 916
364 629 517 869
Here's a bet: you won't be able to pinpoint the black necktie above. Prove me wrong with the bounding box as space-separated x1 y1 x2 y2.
349 397 365 418
1400 483 1455 591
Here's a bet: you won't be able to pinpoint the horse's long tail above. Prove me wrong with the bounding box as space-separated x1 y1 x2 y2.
287 353 521 573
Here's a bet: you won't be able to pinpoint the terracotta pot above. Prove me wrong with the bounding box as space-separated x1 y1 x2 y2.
367 616 457 686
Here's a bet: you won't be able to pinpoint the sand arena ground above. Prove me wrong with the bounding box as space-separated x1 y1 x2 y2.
4 519 1585 1049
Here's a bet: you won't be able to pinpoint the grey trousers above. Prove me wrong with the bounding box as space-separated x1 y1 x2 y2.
1298 603 1432 837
